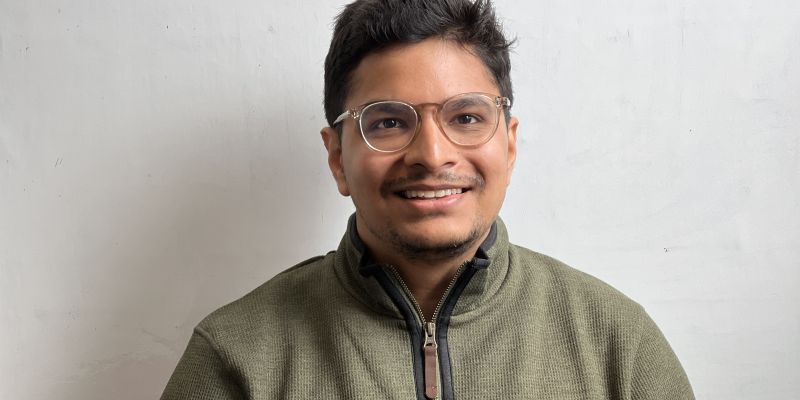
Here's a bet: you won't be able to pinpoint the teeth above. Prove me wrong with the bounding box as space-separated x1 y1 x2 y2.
403 188 463 199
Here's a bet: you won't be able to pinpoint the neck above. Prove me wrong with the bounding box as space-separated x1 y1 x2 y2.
389 254 473 321
356 220 490 321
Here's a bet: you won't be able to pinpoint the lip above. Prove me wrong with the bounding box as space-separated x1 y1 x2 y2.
396 184 469 191
392 182 473 196
393 185 470 199
392 186 469 213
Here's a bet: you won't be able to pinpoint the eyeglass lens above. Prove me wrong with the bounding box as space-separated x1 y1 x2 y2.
359 94 499 152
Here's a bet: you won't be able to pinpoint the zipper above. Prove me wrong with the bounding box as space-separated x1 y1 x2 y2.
387 262 468 400
423 322 438 399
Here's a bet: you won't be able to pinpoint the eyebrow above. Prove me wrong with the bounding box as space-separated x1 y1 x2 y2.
367 102 413 113
446 97 484 109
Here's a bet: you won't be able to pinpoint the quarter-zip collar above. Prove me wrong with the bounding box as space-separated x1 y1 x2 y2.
332 214 511 320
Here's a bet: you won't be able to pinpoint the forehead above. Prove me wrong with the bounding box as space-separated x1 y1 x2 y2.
347 38 499 107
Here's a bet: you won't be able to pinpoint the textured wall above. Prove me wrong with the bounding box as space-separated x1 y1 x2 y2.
1 1 798 399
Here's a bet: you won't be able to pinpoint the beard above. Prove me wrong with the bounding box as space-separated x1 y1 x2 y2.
363 213 487 263
359 170 491 262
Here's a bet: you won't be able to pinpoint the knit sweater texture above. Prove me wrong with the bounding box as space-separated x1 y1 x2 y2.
161 217 694 399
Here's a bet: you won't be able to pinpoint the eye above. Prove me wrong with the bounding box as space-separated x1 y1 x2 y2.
454 114 481 124
375 118 405 129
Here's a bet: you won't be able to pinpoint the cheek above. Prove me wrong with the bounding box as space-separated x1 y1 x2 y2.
343 153 386 197
475 145 511 183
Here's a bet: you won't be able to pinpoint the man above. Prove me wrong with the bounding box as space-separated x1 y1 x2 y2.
161 0 694 399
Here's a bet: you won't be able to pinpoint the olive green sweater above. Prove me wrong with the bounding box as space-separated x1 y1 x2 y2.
161 218 693 399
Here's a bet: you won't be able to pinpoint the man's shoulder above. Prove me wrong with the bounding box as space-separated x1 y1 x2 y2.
508 243 645 322
194 252 337 338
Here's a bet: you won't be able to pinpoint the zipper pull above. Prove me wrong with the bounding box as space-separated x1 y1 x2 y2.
423 322 438 399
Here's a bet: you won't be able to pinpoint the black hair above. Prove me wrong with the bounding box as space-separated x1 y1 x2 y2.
323 0 514 128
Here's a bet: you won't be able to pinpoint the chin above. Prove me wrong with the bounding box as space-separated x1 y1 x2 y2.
387 219 486 260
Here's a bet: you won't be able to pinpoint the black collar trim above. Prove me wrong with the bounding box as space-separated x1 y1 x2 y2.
348 213 496 275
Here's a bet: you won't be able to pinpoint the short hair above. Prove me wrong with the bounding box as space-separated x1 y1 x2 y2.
323 0 514 128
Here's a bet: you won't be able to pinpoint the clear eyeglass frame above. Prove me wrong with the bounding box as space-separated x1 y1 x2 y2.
332 92 512 153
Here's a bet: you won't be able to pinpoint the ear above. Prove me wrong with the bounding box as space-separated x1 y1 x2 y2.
505 116 519 186
321 127 350 196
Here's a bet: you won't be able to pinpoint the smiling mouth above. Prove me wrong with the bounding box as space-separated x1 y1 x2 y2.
400 188 467 199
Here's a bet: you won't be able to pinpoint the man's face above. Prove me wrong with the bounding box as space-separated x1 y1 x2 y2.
322 38 518 260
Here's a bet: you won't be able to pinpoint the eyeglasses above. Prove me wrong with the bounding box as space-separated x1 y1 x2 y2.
333 92 512 153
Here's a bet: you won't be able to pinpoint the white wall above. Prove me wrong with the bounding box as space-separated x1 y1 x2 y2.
1 1 797 399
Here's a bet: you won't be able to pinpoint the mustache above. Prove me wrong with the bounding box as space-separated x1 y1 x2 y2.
381 171 485 195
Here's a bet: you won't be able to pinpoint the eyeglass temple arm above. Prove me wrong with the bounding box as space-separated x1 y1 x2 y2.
333 110 352 126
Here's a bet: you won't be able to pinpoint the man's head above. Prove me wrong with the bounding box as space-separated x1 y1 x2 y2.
321 0 518 264
323 0 514 129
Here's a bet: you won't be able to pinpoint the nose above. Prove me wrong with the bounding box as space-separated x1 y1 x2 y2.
402 112 458 171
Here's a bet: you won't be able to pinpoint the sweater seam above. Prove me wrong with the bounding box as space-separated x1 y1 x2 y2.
194 325 242 391
631 304 647 359
194 325 250 399
626 304 647 398
195 326 225 359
